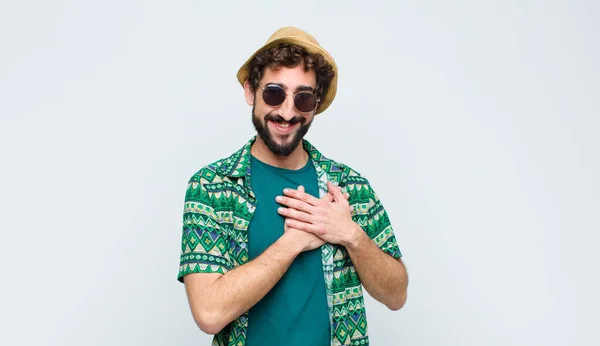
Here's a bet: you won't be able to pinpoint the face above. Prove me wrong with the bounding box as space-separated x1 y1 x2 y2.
245 64 317 157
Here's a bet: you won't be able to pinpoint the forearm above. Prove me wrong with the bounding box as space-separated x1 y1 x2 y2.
345 224 408 310
191 235 301 333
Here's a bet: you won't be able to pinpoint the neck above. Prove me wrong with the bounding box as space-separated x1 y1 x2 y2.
250 136 308 170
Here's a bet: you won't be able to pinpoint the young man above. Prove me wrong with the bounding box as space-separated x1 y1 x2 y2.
177 27 408 346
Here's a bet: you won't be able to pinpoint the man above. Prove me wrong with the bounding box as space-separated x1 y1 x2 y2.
177 27 408 346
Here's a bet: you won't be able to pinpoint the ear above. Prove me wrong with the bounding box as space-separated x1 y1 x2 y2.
243 80 255 106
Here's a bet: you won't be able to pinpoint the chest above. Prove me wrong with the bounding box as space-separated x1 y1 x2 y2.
246 163 320 259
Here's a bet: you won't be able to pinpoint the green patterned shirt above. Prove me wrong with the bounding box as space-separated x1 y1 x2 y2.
178 136 402 346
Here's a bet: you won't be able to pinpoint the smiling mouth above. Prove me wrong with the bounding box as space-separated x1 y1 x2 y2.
269 120 299 132
275 121 291 128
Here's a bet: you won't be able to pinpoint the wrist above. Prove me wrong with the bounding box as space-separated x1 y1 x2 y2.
276 233 303 256
343 223 365 250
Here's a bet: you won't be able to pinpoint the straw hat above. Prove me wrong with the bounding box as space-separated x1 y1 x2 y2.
236 26 338 115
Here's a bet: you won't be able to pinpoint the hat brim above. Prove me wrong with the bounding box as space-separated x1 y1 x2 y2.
236 37 338 115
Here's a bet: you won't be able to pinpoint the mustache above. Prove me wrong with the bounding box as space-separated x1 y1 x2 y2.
264 114 306 125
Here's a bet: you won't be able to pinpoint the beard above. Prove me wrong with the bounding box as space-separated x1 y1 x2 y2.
252 104 313 157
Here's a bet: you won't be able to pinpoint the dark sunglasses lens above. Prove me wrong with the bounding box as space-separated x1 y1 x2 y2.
262 86 286 107
294 92 317 112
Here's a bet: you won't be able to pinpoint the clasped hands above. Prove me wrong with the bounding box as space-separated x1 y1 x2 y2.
276 181 361 251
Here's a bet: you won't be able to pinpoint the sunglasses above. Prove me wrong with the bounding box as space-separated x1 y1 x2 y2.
259 84 319 113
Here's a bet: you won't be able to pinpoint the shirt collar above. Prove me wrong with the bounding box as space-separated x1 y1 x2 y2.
216 135 325 179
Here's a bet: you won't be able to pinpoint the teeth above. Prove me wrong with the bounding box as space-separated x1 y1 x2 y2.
275 121 290 128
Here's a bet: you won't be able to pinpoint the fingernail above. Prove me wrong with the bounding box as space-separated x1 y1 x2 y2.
283 188 289 193
275 196 282 202
278 207 284 213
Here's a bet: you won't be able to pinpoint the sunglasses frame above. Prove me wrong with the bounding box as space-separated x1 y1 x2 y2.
258 84 320 113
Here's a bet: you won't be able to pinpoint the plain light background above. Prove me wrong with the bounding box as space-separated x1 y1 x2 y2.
1 1 598 345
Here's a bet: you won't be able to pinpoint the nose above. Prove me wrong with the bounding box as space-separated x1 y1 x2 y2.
278 94 296 121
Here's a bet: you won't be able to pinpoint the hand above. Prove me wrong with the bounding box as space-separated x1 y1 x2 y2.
323 184 352 208
281 186 326 253
276 181 360 247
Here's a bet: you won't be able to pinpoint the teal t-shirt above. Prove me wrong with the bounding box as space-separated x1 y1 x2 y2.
245 154 330 346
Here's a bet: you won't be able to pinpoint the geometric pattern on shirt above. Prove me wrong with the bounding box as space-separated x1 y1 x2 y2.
178 136 402 346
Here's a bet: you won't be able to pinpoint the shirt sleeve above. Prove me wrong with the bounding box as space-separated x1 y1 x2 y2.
177 176 233 283
347 178 402 259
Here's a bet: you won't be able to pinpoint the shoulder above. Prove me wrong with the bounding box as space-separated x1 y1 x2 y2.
187 138 254 187
182 163 219 214
313 155 382 207
183 152 237 207
313 153 370 186
187 138 252 185
183 138 253 207
186 157 228 186
303 139 376 195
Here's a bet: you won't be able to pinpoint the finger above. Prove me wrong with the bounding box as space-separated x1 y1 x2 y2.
323 193 334 202
283 187 322 206
285 218 322 235
276 195 314 213
329 183 343 193
283 185 314 209
327 181 345 203
325 181 341 196
326 192 348 202
278 206 313 223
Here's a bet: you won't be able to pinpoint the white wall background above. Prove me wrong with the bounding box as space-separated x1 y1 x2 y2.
1 1 598 345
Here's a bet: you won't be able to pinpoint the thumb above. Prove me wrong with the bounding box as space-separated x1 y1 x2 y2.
327 181 344 203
